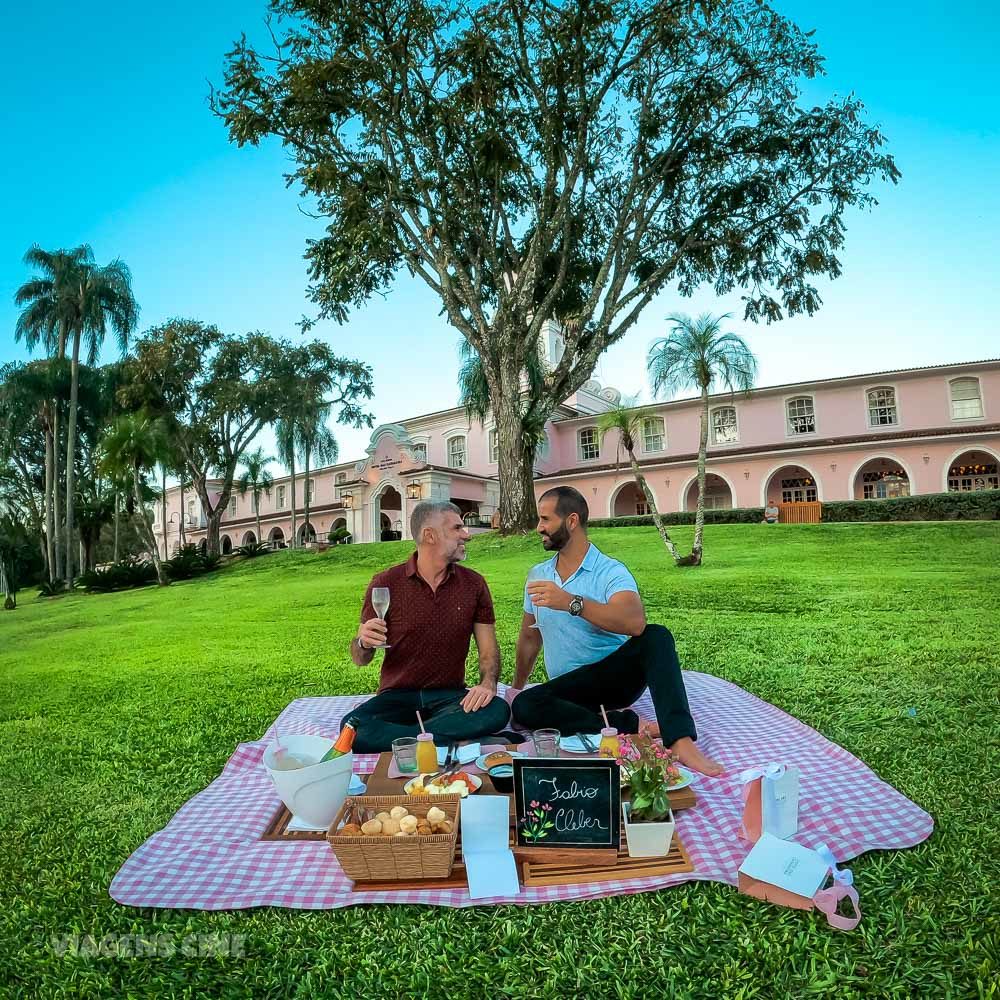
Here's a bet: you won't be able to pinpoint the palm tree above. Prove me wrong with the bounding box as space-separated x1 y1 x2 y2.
296 403 338 546
648 313 757 565
236 446 275 544
14 245 139 586
597 401 683 564
99 412 169 586
274 416 300 548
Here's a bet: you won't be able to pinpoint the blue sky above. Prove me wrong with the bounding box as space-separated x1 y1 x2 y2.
1 1 997 463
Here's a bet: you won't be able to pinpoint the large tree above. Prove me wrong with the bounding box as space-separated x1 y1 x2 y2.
215 0 898 530
123 321 372 554
648 311 757 565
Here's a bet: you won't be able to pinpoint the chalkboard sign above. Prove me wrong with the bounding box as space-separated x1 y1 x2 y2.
512 758 621 851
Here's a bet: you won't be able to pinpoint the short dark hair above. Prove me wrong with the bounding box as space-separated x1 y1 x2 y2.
538 486 589 527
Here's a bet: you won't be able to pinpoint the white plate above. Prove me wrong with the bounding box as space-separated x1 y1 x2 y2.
474 750 527 771
620 764 696 790
558 734 603 754
403 772 482 797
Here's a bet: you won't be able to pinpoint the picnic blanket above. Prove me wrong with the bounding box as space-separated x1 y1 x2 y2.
110 672 933 910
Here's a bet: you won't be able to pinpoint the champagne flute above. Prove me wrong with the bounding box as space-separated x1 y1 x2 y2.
371 586 391 649
526 565 546 629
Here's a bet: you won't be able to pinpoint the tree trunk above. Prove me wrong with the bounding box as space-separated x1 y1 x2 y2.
161 467 168 560
134 467 168 586
52 402 64 582
288 453 298 548
255 490 262 545
493 388 537 533
113 494 120 562
303 450 311 545
179 479 187 544
689 388 710 566
44 417 55 582
64 329 81 586
628 453 683 564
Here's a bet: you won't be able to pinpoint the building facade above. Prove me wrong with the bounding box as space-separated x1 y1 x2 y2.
154 353 1000 555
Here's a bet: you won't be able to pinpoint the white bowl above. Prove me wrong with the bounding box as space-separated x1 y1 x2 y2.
261 734 354 828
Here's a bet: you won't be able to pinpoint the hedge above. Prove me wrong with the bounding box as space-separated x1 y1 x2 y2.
588 489 999 528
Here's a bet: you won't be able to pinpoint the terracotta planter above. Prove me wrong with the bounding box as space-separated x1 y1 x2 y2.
622 801 675 858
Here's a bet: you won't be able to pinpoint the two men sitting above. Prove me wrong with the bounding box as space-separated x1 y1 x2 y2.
342 488 721 776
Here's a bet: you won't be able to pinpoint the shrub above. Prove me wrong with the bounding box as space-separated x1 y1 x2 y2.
821 490 1000 523
327 527 352 544
36 581 64 598
163 544 219 581
589 507 763 528
79 557 156 593
236 541 271 558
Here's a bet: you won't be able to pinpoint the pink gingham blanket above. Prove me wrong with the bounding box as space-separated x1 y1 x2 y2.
110 672 933 910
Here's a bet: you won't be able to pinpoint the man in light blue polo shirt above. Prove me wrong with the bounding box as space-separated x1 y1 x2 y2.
509 485 722 776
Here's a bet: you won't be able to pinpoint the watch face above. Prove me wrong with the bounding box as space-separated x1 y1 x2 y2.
570 596 583 615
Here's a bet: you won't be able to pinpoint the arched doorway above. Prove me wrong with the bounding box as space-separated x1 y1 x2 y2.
683 473 733 512
198 539 208 555
853 457 911 500
331 518 347 532
611 482 652 517
377 485 403 541
297 522 317 546
946 449 999 492
241 530 257 546
763 465 820 505
268 527 285 550
220 535 233 555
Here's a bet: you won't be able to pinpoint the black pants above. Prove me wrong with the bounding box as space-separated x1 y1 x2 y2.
341 687 512 754
511 625 697 746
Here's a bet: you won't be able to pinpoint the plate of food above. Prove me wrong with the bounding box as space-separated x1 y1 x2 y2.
619 764 696 790
474 749 527 771
404 771 482 797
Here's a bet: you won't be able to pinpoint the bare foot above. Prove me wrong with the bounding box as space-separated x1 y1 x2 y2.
670 736 724 777
638 718 660 739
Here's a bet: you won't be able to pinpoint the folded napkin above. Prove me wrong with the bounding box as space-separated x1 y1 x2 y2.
556 734 603 754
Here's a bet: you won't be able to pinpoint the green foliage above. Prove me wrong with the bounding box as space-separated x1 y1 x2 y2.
591 508 765 528
821 490 1000 522
79 556 157 593
35 580 63 598
326 526 351 544
235 541 271 558
162 543 220 581
0 525 997 995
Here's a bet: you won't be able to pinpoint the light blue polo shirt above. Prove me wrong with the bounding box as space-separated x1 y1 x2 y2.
523 543 639 678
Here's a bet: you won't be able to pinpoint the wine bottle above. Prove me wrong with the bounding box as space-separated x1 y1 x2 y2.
318 719 358 762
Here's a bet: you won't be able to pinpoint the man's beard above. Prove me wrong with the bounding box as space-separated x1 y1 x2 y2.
540 521 569 551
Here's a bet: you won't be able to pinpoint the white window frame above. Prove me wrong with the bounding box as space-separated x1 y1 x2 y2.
488 428 499 464
949 377 984 421
785 395 817 436
779 477 818 503
228 497 237 518
710 405 739 445
447 435 467 469
640 416 665 454
865 385 899 428
578 426 600 462
305 478 316 503
276 485 287 510
335 472 347 486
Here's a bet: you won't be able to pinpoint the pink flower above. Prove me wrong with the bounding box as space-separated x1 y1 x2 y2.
542 803 552 812
530 800 539 809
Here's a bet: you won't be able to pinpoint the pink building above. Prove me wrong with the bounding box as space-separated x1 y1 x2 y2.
155 349 1000 554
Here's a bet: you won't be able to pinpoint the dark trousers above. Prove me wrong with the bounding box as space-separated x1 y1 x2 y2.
342 687 512 754
511 625 697 746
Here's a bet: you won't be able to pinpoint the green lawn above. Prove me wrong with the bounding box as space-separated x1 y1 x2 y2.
2 524 998 998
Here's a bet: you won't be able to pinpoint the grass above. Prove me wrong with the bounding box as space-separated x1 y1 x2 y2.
2 523 998 999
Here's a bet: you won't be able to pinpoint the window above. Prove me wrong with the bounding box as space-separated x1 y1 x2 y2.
488 428 499 463
187 499 196 524
635 497 650 516
711 406 738 444
950 378 984 420
641 417 665 453
335 472 347 485
578 427 599 461
447 435 467 469
786 396 816 435
306 478 315 503
867 387 898 426
862 470 910 499
228 497 237 517
948 460 999 492
780 477 817 503
412 443 427 463
276 485 286 509
251 493 259 513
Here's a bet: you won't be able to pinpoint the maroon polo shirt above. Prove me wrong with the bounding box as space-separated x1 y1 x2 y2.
360 553 496 692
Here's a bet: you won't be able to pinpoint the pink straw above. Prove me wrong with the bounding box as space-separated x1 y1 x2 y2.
600 704 611 728
415 710 426 734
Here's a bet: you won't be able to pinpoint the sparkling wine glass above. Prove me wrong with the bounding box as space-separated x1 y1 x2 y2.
526 565 546 629
371 586 391 649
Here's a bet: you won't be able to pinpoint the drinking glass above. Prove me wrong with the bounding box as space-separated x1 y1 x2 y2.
532 728 560 756
391 737 419 774
371 586 391 648
526 565 547 629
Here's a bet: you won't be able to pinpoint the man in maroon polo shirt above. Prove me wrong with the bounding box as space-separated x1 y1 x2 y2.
343 500 512 752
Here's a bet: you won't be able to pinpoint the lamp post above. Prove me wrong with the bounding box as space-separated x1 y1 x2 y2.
168 513 181 557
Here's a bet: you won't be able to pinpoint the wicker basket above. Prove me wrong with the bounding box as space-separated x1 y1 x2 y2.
326 795 462 881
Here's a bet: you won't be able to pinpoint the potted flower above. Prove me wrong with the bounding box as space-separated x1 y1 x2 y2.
617 734 680 858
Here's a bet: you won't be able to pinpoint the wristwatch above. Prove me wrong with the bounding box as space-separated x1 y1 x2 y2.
568 595 584 617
